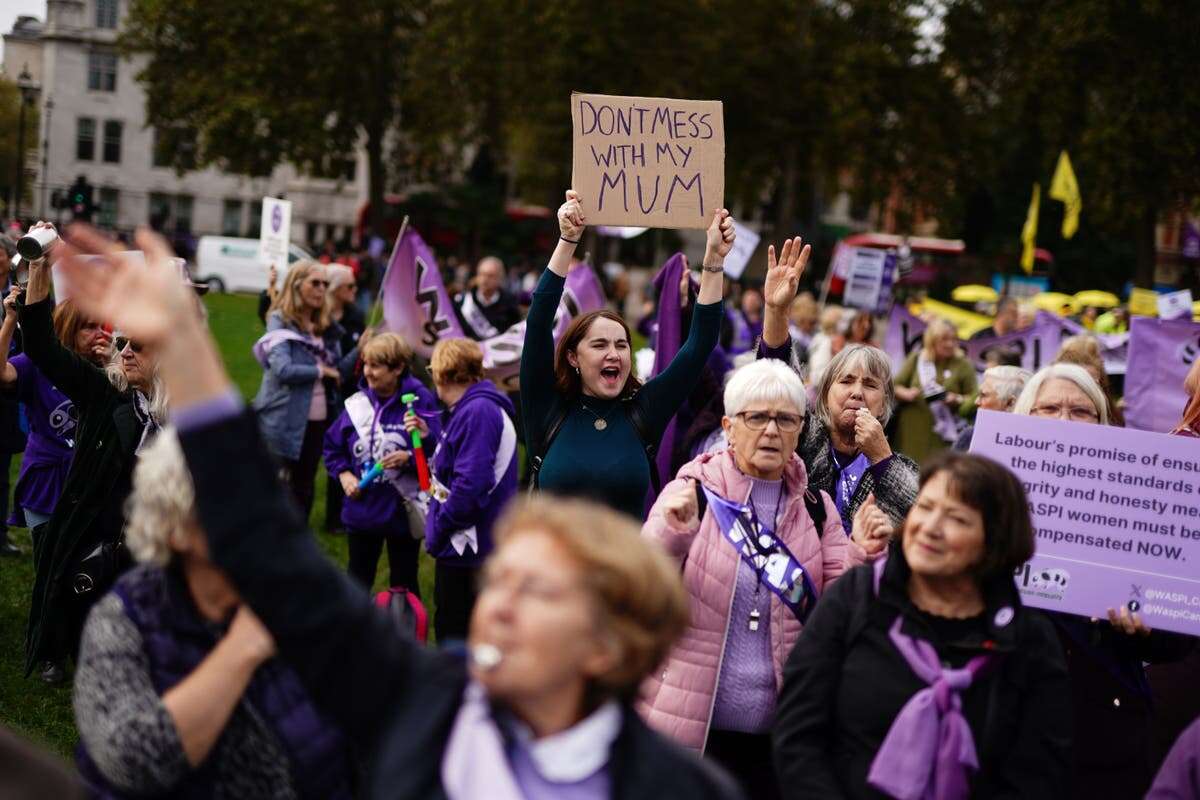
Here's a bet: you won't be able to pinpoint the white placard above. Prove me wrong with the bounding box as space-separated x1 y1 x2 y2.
722 220 761 280
841 247 889 311
259 197 292 267
1157 289 1193 321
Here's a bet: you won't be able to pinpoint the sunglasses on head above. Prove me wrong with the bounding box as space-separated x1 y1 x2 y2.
113 336 144 354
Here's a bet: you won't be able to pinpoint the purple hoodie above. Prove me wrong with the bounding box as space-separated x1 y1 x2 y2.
426 380 517 566
323 373 441 533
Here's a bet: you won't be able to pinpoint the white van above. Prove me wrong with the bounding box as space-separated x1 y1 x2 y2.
194 236 314 294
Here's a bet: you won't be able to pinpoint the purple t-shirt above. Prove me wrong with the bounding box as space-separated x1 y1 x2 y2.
9 354 76 523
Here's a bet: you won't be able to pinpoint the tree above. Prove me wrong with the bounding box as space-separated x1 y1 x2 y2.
120 0 426 232
939 1 1200 289
0 75 40 217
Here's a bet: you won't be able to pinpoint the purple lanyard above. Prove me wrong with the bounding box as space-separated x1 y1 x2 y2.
832 445 870 529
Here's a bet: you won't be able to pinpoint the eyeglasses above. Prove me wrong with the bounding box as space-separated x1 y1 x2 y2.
307 279 330 288
1031 403 1099 423
113 336 144 354
737 410 803 432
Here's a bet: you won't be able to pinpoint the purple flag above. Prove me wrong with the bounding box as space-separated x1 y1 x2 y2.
648 253 690 504
380 228 605 392
883 306 928 371
1124 316 1200 432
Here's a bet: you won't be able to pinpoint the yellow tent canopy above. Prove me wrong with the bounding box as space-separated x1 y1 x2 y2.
951 284 999 304
1032 292 1079 315
1193 300 1200 321
912 299 994 339
1073 290 1120 309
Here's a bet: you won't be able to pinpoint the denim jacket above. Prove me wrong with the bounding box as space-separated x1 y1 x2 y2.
253 312 351 461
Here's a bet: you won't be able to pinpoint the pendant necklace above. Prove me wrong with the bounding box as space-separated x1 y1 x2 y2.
580 402 613 431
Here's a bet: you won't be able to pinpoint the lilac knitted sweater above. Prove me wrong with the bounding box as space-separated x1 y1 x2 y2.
711 476 783 733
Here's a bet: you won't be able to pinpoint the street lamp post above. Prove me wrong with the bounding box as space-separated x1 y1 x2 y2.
40 97 54 219
14 65 39 221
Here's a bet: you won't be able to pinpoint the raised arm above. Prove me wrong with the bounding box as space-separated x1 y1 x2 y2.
519 191 584 445
0 287 21 386
762 237 811 349
54 225 419 750
635 209 735 436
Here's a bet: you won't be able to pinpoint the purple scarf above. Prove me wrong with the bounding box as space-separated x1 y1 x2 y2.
866 617 992 800
647 253 691 508
831 445 870 532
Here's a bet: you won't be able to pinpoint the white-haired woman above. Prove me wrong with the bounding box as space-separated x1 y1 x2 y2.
953 365 1031 451
893 317 978 463
73 429 356 798
755 239 920 531
19 228 169 683
1013 363 1195 798
642 359 891 799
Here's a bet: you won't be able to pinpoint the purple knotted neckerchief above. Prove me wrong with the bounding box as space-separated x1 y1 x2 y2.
866 560 995 800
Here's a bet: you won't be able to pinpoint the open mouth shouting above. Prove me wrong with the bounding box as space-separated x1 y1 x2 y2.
599 365 623 390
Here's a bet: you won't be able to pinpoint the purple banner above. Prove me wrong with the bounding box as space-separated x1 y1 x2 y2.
883 305 927 371
1124 316 1200 432
649 253 689 504
884 306 1066 374
381 228 605 391
971 410 1200 636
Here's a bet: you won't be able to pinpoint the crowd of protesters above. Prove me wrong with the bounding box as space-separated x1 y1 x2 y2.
0 198 1197 800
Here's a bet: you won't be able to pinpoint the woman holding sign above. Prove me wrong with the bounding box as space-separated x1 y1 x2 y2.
756 238 920 529
1014 364 1196 799
774 451 1072 799
522 190 734 519
641 359 889 799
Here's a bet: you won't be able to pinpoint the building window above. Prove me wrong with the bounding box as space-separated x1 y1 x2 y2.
76 117 96 161
149 192 172 231
174 195 194 234
222 199 243 236
87 51 117 92
102 120 123 164
247 200 262 237
96 0 118 29
98 187 119 228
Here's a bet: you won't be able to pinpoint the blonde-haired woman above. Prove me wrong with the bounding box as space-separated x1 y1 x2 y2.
253 260 350 517
404 337 518 641
893 318 977 463
18 224 170 684
73 429 355 798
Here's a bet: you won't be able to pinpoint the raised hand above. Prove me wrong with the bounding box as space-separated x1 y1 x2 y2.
662 479 701 530
559 190 586 241
54 225 192 347
704 209 736 264
764 237 810 310
3 285 20 317
1106 605 1151 636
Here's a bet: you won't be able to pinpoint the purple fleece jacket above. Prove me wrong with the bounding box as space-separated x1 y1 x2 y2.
426 380 518 566
322 374 441 533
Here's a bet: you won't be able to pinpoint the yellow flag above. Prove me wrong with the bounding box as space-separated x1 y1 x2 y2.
1021 183 1040 274
1049 150 1082 238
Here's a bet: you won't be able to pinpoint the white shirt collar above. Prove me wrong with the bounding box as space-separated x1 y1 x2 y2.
476 288 501 307
508 699 622 782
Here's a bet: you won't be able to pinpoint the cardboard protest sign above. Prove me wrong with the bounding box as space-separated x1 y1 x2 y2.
1125 316 1200 432
971 410 1200 636
380 228 604 391
259 197 292 267
722 220 760 280
571 92 724 230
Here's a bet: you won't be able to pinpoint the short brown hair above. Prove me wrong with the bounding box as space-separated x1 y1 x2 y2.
493 496 688 703
52 299 105 359
360 332 413 370
430 337 484 385
911 451 1035 582
553 310 642 398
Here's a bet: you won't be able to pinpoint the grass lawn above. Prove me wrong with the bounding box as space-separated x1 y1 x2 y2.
0 292 436 758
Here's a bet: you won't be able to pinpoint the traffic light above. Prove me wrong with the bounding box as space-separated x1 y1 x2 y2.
68 175 95 222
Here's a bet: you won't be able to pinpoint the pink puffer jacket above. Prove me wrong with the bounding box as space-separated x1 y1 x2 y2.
639 448 864 752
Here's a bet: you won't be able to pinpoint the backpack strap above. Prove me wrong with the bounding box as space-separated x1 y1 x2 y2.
528 403 570 491
804 489 827 537
623 400 662 496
